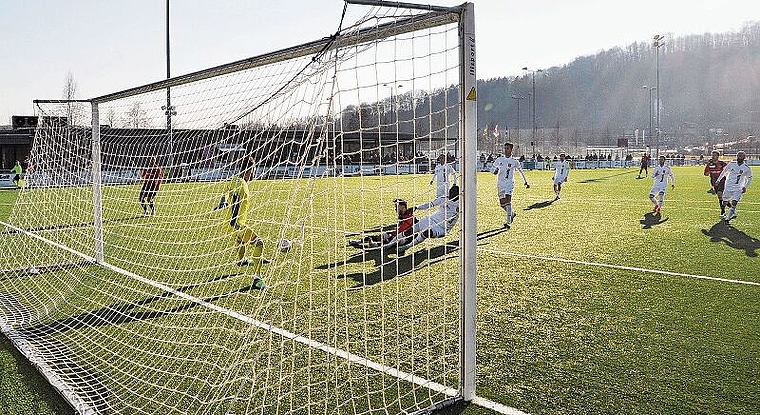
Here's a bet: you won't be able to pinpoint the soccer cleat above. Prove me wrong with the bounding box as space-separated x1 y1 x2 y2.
236 259 250 267
503 222 511 229
252 276 267 290
652 205 658 212
655 206 661 214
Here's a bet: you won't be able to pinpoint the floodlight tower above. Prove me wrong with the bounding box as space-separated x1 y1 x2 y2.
653 34 665 157
522 67 543 154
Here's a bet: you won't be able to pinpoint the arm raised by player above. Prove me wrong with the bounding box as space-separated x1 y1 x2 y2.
415 197 445 211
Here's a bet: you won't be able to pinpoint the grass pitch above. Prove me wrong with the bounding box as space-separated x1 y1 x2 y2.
1 165 758 415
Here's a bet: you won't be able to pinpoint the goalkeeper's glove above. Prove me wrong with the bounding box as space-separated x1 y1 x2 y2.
215 196 228 210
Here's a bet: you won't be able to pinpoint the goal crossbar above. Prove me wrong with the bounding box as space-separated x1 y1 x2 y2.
89 8 461 104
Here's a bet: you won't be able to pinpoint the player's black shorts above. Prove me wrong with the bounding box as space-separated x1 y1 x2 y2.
140 182 159 200
13 174 20 182
712 179 725 192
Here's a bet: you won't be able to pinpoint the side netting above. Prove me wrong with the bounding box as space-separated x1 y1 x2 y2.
0 3 472 415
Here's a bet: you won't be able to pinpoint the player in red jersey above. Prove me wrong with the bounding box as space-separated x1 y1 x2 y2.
349 199 417 249
637 153 650 179
704 150 728 216
140 157 163 216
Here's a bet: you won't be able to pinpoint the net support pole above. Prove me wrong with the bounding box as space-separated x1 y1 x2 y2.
459 1 477 402
91 103 104 263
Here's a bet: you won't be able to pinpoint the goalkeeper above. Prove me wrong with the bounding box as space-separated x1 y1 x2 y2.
348 198 417 249
217 157 266 289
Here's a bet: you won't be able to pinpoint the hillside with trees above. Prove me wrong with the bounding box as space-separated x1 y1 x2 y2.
475 22 760 156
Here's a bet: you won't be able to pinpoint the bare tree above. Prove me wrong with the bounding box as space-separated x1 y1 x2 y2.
126 102 151 128
63 71 84 126
105 108 118 127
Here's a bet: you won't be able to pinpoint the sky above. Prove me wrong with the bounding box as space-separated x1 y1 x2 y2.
1 0 759 123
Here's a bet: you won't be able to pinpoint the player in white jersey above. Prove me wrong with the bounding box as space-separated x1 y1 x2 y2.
384 185 460 256
492 142 529 228
552 153 570 200
715 151 753 222
648 155 675 214
429 154 457 199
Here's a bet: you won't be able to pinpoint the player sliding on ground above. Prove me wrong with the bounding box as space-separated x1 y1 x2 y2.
649 155 675 214
383 185 460 257
492 142 529 228
430 154 457 200
139 157 162 216
217 157 266 289
348 199 417 249
715 150 753 222
552 153 570 200
704 150 728 217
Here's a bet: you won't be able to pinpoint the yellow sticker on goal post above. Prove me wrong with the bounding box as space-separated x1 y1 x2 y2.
466 87 476 101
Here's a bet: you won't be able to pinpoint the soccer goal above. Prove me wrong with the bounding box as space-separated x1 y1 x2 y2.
0 2 477 414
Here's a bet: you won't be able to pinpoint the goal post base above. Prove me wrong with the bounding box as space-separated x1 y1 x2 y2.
409 396 464 415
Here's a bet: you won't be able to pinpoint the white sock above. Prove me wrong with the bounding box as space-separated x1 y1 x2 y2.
506 204 513 223
729 207 736 217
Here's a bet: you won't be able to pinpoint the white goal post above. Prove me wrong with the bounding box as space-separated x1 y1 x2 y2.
1 2 477 414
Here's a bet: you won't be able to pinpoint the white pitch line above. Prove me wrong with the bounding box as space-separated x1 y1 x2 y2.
0 219 532 415
479 247 760 287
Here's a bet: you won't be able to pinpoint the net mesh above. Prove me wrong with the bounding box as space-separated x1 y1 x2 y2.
0 4 465 415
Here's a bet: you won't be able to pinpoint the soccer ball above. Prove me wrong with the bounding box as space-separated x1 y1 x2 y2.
27 267 42 275
277 238 292 253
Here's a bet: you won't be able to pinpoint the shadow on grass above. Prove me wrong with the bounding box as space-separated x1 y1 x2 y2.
701 221 760 257
0 215 145 236
323 228 507 288
343 224 397 237
578 170 636 183
0 333 75 415
640 212 668 229
2 272 257 413
22 272 247 336
430 400 469 414
0 260 95 282
524 199 555 210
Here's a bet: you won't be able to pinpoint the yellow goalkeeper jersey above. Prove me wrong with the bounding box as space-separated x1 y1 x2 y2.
225 176 252 230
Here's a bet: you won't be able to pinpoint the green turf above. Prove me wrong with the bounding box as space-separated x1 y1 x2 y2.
0 190 74 415
0 166 758 414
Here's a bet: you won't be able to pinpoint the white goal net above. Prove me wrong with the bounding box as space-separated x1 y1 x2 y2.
0 2 477 415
